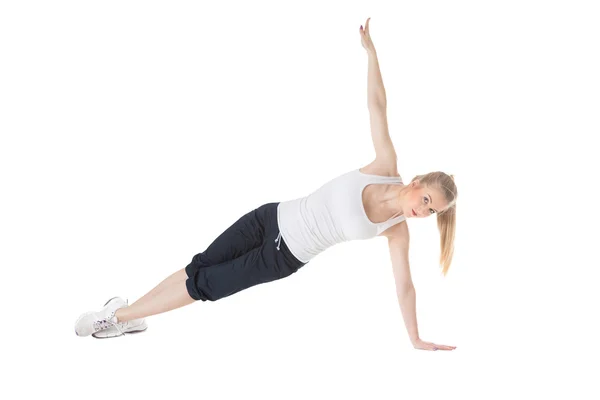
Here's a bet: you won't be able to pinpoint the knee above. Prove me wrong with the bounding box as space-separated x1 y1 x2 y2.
185 274 207 302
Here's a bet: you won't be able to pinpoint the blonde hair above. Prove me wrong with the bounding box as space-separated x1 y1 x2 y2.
410 172 457 276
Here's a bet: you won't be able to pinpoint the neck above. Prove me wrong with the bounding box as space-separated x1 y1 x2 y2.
382 184 409 217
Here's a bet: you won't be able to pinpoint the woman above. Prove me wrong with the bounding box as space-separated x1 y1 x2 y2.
74 18 458 351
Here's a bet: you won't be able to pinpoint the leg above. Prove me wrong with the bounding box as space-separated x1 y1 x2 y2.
186 204 267 274
128 267 187 309
116 204 271 321
115 278 194 322
114 239 279 322
115 235 285 322
186 241 285 302
185 203 304 302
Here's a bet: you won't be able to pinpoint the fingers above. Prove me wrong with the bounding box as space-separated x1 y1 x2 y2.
416 341 457 351
360 18 371 36
432 343 457 351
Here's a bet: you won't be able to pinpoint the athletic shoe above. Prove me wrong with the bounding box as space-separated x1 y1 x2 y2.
74 296 128 337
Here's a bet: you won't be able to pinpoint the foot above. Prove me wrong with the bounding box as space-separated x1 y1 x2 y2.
74 296 128 337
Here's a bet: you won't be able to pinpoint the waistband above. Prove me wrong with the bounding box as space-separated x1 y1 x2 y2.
271 202 307 267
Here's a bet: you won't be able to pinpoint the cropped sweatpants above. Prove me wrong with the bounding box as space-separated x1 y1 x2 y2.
185 202 307 302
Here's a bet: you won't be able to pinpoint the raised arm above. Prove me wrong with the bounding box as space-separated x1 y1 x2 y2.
359 18 396 164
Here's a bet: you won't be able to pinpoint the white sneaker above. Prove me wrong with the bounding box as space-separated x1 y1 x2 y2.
74 296 128 337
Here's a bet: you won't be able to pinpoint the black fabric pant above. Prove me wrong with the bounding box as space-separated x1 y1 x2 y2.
185 202 307 301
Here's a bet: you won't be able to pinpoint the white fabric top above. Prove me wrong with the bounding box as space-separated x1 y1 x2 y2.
277 168 406 263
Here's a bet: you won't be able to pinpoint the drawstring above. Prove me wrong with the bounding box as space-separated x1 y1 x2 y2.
274 231 282 251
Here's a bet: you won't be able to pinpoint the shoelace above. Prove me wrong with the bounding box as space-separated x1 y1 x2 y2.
274 231 282 251
93 315 125 336
92 298 129 338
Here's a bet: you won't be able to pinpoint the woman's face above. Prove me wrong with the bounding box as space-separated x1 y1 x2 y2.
406 181 447 218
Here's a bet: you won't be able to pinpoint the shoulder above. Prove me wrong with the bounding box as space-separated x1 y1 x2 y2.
359 158 400 178
361 158 407 241
379 219 410 241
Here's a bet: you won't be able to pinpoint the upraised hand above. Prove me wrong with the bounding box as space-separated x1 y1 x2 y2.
359 17 376 53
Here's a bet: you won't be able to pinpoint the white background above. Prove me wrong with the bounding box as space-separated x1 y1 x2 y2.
1 0 599 399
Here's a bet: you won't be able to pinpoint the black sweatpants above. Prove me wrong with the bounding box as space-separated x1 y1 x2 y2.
185 202 307 301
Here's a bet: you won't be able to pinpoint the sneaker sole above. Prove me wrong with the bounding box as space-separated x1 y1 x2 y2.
92 326 148 339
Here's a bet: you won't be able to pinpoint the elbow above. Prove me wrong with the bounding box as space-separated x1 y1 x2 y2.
398 283 415 296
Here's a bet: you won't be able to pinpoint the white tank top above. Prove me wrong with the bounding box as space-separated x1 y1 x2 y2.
277 168 406 263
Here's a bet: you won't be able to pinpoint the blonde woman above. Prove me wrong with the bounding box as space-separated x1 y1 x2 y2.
74 18 458 351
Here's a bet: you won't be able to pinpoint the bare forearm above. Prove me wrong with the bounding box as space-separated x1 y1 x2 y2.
397 286 419 343
367 50 387 109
